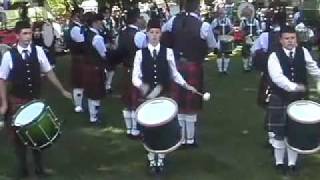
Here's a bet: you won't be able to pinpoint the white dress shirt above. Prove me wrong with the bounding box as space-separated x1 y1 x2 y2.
70 21 85 43
132 43 187 88
268 47 320 92
162 12 217 50
0 44 52 80
89 28 107 58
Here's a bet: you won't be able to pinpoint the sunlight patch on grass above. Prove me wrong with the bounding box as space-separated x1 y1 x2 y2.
80 127 125 137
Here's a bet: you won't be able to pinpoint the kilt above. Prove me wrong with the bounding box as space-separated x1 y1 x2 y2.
71 54 85 88
241 44 251 58
4 96 33 144
82 64 106 100
265 94 288 140
106 49 123 71
170 62 203 113
121 67 142 110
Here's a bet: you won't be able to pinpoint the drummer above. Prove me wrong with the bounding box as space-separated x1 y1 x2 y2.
239 6 261 72
266 25 320 175
132 17 197 174
211 7 233 74
0 21 72 179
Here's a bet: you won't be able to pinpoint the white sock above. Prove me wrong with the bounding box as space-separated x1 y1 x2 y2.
147 152 156 166
131 110 140 136
248 56 252 67
185 114 197 144
242 58 248 70
105 71 115 90
223 58 230 72
73 88 83 108
178 114 186 144
274 148 285 165
217 58 223 72
122 110 131 134
287 147 298 166
88 99 100 122
157 153 165 166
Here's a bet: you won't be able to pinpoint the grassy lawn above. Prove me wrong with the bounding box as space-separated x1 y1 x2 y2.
1 53 320 180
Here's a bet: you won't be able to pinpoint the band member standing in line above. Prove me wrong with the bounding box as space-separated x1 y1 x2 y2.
162 0 217 147
68 9 86 113
266 26 320 175
0 21 72 179
132 17 196 174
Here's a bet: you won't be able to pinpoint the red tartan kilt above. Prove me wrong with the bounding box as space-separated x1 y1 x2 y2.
170 62 203 113
82 64 106 99
71 55 85 88
121 67 143 109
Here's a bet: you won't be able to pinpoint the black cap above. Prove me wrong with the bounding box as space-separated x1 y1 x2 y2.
147 18 161 30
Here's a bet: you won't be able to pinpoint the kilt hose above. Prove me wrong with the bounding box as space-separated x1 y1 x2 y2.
121 66 143 110
82 64 106 100
170 62 203 113
266 94 288 140
71 53 86 88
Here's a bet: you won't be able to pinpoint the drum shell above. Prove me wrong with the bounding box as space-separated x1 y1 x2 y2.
287 118 320 154
142 117 181 153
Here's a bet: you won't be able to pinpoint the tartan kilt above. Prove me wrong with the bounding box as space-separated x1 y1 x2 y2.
4 96 33 144
71 54 85 88
241 44 251 58
82 64 106 100
121 67 143 110
265 94 288 140
170 62 203 113
105 49 123 71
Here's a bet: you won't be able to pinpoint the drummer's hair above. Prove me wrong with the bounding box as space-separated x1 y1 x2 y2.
88 13 104 27
280 25 296 37
184 0 200 12
15 21 31 33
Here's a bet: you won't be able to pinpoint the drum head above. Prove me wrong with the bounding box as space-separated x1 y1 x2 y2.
13 101 45 126
287 100 320 124
42 22 54 47
136 97 178 127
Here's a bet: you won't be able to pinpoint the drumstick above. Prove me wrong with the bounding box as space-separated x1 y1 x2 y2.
192 90 211 101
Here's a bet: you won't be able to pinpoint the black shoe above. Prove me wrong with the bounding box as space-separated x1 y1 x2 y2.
223 71 229 75
287 165 298 176
106 88 113 94
275 164 287 175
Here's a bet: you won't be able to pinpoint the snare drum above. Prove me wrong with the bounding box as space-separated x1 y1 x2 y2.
12 100 61 150
286 100 320 154
136 97 181 153
219 35 234 53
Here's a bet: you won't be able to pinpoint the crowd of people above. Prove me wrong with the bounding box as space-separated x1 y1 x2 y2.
1 0 320 179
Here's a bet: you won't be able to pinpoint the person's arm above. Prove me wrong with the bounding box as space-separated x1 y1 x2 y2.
303 47 320 80
132 49 149 96
161 16 175 32
0 79 7 115
92 35 107 58
70 26 84 42
46 70 72 99
201 22 218 50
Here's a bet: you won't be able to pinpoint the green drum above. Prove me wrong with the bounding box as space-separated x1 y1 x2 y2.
286 100 320 154
12 100 61 150
136 97 182 153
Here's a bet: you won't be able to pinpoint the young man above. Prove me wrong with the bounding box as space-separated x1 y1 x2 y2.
0 21 72 179
132 18 196 174
82 13 108 124
266 26 320 175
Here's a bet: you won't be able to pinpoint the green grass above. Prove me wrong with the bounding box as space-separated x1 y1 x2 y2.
1 53 320 180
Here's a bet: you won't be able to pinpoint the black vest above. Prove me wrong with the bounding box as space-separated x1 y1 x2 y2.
141 46 170 90
213 18 232 35
172 13 208 62
68 22 85 54
117 26 138 67
8 45 41 99
84 29 104 66
270 46 308 101
242 19 258 36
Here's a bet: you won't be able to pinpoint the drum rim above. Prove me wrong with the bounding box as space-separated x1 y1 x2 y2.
12 99 47 127
285 138 320 154
287 100 320 124
136 97 178 127
143 138 183 153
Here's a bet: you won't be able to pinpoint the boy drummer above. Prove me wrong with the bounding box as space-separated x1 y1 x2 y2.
0 21 72 179
132 18 196 174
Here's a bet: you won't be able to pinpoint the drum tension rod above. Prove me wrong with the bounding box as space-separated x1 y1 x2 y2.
38 125 51 141
25 131 37 147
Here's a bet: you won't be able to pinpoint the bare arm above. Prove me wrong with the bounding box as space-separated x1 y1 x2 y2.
46 70 72 99
0 79 8 115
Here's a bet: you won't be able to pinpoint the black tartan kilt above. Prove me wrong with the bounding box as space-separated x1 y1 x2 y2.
170 62 203 113
241 44 251 58
82 64 106 100
106 49 123 71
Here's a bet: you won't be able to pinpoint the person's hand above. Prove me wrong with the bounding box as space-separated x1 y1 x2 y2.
62 90 72 100
184 84 198 94
295 84 306 92
146 85 162 99
139 83 149 96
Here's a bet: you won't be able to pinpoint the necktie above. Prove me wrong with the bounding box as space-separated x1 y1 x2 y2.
22 49 30 61
289 51 294 60
153 49 157 60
